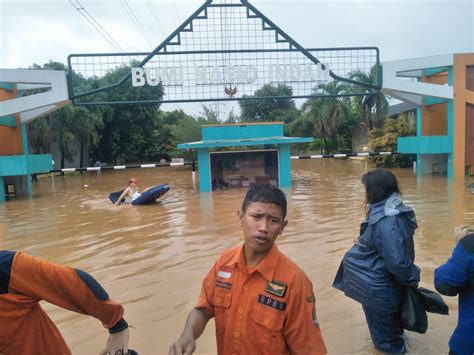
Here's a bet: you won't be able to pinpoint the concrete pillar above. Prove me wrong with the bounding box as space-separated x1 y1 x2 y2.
447 67 455 178
279 144 291 187
416 107 423 176
0 177 5 203
197 148 211 192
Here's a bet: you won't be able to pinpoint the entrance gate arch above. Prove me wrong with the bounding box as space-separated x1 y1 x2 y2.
67 0 380 106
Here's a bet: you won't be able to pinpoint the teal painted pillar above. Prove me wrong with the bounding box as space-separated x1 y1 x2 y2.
447 67 454 178
279 144 291 187
416 107 423 176
447 99 454 178
197 148 211 192
0 177 5 203
21 123 29 155
21 123 33 196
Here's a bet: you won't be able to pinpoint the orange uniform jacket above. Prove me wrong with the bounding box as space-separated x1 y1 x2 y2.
196 243 327 354
0 251 124 355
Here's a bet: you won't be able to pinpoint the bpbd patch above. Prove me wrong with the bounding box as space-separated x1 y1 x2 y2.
215 280 232 289
265 279 287 297
258 294 287 311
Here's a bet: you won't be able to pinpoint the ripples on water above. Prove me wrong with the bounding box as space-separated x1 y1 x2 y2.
0 160 473 354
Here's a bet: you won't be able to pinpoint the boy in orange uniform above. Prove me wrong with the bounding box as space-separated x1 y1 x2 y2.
169 185 327 354
0 250 130 354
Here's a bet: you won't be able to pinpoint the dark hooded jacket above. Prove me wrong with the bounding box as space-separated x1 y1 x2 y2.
333 193 420 312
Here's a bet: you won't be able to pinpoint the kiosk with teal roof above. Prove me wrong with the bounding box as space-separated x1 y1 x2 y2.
178 122 312 192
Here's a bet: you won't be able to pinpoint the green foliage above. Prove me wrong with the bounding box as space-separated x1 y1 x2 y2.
348 65 388 130
239 84 300 123
285 114 314 154
368 115 416 167
225 108 240 124
167 110 202 160
303 81 353 153
50 105 75 169
25 60 395 166
27 117 50 154
25 60 176 166
196 104 219 124
85 64 173 163
72 107 103 167
31 60 67 71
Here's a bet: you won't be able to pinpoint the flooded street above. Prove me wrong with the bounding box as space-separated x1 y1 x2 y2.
1 159 473 354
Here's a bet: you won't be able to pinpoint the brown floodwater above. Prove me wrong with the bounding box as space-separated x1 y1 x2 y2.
1 159 473 354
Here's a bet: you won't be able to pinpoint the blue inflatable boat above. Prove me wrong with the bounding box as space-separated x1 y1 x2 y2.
109 184 170 205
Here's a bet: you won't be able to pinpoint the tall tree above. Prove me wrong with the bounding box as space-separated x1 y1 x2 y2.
72 107 103 167
348 65 388 130
27 117 50 154
196 104 220 124
303 81 350 153
368 115 416 167
239 84 300 123
92 63 170 163
50 105 75 170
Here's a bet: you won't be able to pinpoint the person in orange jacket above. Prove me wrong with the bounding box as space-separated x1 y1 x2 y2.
0 250 130 355
169 185 327 355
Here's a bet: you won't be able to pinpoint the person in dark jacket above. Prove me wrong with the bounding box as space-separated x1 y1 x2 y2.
333 169 420 353
434 225 474 355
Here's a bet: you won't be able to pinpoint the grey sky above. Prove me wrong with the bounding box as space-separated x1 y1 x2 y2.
0 0 473 114
1 0 472 69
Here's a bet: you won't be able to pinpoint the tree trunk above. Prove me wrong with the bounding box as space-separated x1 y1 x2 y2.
375 94 381 128
79 143 84 174
60 150 65 176
322 128 327 154
366 104 373 131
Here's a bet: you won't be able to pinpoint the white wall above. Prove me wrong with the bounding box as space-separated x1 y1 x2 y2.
421 154 448 174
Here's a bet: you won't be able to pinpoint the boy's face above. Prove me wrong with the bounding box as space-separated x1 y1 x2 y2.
239 201 288 256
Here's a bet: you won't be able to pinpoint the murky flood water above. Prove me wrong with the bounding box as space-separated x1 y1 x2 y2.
1 159 473 354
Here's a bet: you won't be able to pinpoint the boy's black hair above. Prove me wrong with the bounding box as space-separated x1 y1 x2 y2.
241 184 287 219
361 169 401 204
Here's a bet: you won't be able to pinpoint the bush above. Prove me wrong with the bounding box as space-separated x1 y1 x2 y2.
368 115 416 168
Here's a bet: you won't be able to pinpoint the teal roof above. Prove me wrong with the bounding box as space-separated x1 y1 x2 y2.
177 122 312 149
178 136 312 149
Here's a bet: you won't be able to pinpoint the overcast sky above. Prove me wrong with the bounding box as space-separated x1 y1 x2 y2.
0 0 473 114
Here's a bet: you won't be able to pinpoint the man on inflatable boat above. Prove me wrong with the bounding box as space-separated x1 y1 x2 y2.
115 177 149 206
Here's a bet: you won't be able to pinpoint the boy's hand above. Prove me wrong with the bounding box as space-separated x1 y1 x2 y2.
99 328 129 355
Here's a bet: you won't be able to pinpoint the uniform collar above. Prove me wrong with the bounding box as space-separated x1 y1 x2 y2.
227 243 279 282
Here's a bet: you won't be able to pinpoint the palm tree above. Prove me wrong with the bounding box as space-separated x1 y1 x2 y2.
51 106 75 172
349 65 388 130
27 117 50 154
303 81 349 153
72 107 103 168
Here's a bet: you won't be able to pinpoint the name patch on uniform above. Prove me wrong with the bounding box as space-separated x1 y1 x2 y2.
258 294 287 311
215 280 232 289
265 279 287 297
217 266 232 279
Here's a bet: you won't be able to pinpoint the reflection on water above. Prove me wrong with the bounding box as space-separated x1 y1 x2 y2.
0 160 473 354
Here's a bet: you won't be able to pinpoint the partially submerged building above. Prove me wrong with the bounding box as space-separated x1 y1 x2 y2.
178 122 312 192
383 53 474 177
0 69 69 202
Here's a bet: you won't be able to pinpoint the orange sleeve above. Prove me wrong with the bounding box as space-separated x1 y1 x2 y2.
9 252 124 329
283 277 327 355
194 259 220 318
